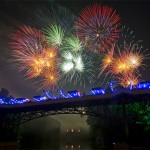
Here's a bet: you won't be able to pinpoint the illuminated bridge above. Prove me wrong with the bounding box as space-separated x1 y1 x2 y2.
0 81 150 134
0 88 150 113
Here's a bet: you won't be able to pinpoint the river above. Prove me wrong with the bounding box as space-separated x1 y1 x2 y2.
18 114 94 150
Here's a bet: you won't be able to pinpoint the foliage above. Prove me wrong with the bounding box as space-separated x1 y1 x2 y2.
86 102 150 148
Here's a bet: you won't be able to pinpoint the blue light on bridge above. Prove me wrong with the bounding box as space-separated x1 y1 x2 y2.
60 90 68 98
1 81 150 105
137 82 150 89
33 96 47 102
0 98 4 104
91 88 105 95
67 91 82 98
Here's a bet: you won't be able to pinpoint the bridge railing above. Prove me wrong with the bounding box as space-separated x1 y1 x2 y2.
0 81 150 105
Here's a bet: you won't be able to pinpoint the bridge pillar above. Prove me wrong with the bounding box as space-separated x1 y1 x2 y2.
122 104 129 145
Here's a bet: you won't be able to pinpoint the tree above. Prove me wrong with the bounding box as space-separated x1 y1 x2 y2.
0 88 9 98
86 102 150 149
0 88 14 103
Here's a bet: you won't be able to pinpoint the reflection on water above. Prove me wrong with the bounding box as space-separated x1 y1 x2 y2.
18 115 92 150
60 128 91 150
19 127 92 150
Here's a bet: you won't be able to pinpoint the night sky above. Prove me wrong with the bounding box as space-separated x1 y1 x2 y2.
0 0 150 98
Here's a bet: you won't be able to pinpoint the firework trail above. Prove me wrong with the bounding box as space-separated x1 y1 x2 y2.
31 4 75 34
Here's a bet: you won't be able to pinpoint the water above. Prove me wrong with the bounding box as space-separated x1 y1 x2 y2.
18 115 93 150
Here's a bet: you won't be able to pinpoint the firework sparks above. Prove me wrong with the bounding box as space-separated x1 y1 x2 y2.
11 25 59 88
65 35 82 52
61 51 84 73
109 56 132 75
11 25 47 76
75 3 121 53
43 24 64 48
33 4 75 33
41 68 59 88
117 73 139 88
100 45 115 74
10 4 149 90
59 51 94 87
125 51 144 69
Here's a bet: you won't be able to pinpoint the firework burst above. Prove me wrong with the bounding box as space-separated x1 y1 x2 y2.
11 25 59 88
11 25 47 75
32 4 75 34
65 35 82 52
41 68 60 88
75 3 121 53
100 45 114 74
43 24 64 48
59 51 94 88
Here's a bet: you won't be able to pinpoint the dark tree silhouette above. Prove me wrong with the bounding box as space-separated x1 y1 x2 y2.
0 88 14 103
0 88 9 98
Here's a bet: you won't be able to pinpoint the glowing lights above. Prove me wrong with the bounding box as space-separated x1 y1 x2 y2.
0 98 4 104
91 88 105 95
1 81 150 105
67 91 82 98
126 51 143 69
61 51 84 73
10 4 149 90
61 61 74 73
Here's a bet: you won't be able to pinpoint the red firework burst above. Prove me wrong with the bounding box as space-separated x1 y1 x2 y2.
75 3 121 53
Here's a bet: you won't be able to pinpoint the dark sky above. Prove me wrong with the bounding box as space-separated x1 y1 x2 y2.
0 0 150 98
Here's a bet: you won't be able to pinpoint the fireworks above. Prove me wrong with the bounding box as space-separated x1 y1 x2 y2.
11 25 47 75
43 24 64 48
100 46 114 74
59 51 94 87
11 25 59 87
125 51 144 69
117 73 139 88
109 55 132 75
75 3 121 52
61 51 84 73
65 35 82 52
10 3 149 90
60 51 84 76
41 68 59 88
33 4 75 33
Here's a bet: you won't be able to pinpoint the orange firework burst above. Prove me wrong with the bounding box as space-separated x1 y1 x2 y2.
11 25 48 76
117 73 139 88
125 51 144 69
109 53 133 75
100 45 114 74
11 25 59 88
41 68 59 88
101 52 114 74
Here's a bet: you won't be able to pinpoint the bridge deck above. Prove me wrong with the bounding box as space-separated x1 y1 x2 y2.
0 89 150 113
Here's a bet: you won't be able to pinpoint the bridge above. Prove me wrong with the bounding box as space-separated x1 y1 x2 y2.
0 82 150 141
0 88 150 113
0 88 150 126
